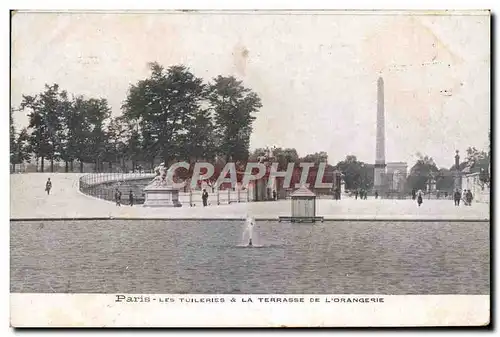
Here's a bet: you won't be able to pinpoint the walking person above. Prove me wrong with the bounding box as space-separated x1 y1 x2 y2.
417 190 423 207
462 189 468 206
202 189 209 207
335 188 340 200
375 190 378 199
354 190 359 200
273 190 277 201
45 178 52 195
453 189 461 206
129 190 134 206
115 188 122 207
466 189 473 206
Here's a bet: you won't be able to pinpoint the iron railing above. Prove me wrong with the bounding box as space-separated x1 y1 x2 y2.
79 172 155 204
78 172 255 206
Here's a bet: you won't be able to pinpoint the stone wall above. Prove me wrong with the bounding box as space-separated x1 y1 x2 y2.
80 173 256 205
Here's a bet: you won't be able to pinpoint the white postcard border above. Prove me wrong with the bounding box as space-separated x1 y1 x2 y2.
10 294 489 327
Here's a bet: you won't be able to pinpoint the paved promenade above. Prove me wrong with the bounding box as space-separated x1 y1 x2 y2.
10 173 489 221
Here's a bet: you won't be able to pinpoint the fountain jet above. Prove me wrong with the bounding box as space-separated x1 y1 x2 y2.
241 216 256 247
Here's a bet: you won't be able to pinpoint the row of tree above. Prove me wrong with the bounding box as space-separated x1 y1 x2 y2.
408 148 490 191
249 148 374 190
246 148 490 192
10 62 262 173
10 60 490 192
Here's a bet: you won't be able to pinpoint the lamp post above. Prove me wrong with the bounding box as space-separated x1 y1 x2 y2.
393 170 400 197
339 172 345 200
427 172 437 199
333 170 342 200
360 163 365 190
454 150 461 191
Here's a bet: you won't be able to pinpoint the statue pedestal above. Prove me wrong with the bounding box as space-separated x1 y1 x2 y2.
454 171 462 191
143 184 182 208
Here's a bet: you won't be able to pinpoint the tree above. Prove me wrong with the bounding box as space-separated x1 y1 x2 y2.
10 108 16 162
488 129 491 162
180 108 216 162
248 147 299 169
10 110 30 172
104 117 130 172
70 96 94 173
208 76 262 162
406 153 439 191
58 94 83 172
464 146 490 188
449 160 469 172
464 147 489 171
125 124 143 171
122 63 206 166
248 148 267 161
139 129 159 170
85 98 111 172
20 84 67 172
335 155 373 190
272 148 299 170
206 158 226 192
435 168 454 191
300 151 328 165
360 163 375 190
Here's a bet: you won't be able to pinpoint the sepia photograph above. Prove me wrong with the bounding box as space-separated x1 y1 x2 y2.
9 9 490 327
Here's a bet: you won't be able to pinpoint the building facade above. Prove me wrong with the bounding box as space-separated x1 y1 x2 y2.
461 172 490 204
385 162 408 193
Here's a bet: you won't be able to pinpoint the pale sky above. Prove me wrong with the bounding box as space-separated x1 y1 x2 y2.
11 11 490 168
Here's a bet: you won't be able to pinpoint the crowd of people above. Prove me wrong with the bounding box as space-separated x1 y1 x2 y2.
113 188 136 207
354 189 369 200
453 189 474 206
410 188 474 207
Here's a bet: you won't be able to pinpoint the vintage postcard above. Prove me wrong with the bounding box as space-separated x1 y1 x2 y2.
9 10 490 327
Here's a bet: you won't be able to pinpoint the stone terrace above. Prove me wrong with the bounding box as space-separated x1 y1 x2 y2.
10 173 489 221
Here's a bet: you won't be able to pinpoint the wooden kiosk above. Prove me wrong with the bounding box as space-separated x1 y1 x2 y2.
279 185 324 223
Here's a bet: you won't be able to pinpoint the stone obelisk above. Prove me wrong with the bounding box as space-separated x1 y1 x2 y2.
374 77 386 192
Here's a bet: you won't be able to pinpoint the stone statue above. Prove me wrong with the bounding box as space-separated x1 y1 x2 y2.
257 146 276 164
257 148 268 163
143 162 182 207
151 162 169 186
154 162 166 176
266 146 272 159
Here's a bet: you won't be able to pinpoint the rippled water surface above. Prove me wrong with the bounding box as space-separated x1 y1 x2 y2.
11 220 489 294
